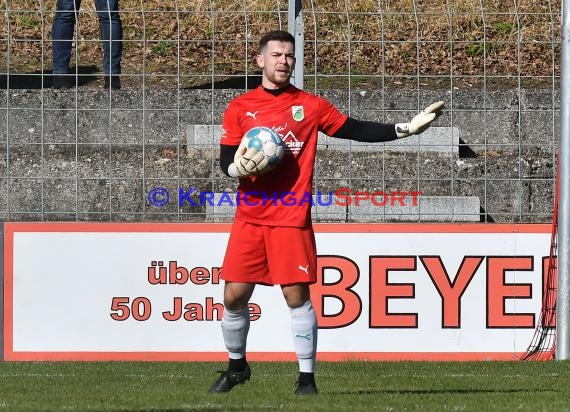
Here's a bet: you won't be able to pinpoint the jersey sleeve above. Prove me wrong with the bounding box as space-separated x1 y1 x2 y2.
220 101 243 145
316 96 348 137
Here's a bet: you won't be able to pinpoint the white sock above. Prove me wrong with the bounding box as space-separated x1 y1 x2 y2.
221 307 250 359
289 300 318 373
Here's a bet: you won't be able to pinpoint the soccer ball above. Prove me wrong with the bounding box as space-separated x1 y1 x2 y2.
241 126 285 172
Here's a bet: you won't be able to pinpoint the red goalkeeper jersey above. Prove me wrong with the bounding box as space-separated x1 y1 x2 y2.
220 85 348 227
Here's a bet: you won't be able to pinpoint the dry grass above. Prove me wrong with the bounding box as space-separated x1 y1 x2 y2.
0 0 561 88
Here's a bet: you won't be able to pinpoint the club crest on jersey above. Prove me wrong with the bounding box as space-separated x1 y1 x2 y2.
292 106 304 121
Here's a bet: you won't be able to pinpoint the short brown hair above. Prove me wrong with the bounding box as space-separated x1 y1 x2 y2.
259 30 295 52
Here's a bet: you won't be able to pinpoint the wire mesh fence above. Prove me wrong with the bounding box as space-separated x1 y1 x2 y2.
0 0 562 222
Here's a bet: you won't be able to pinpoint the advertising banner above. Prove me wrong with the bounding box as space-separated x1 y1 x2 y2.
3 223 551 361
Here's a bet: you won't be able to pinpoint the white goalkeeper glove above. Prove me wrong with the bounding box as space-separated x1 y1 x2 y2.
395 101 445 138
227 141 271 178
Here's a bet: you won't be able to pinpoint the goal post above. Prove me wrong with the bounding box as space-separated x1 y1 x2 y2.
557 0 570 361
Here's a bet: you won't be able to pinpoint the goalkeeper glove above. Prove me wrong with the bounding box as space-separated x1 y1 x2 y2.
395 101 445 138
227 141 270 178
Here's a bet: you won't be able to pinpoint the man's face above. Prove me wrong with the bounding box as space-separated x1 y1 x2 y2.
257 40 295 88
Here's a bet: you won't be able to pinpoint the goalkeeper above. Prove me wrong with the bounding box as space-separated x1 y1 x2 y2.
211 30 444 396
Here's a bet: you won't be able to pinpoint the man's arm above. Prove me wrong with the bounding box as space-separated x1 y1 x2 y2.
333 101 444 142
220 144 238 177
332 117 398 142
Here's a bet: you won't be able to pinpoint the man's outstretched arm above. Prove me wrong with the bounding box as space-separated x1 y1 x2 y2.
333 101 444 142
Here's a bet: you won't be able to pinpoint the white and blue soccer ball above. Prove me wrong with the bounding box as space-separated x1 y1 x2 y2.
242 126 285 169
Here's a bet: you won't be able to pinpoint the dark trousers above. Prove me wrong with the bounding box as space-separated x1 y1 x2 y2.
52 0 122 75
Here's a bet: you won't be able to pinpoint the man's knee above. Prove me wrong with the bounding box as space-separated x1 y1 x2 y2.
223 283 254 310
282 284 311 309
223 296 249 311
96 11 121 21
54 10 77 23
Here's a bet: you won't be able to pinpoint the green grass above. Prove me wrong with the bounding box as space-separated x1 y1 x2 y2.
0 361 569 411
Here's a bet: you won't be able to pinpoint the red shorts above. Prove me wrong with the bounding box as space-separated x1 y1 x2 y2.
221 217 317 285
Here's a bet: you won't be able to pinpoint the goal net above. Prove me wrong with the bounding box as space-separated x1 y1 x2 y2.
521 154 558 360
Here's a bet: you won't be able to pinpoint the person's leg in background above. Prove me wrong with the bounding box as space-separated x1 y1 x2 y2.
96 0 123 89
51 0 81 88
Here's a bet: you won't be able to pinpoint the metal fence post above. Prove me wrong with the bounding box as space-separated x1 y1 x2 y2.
0 222 4 362
288 0 304 89
557 0 570 360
